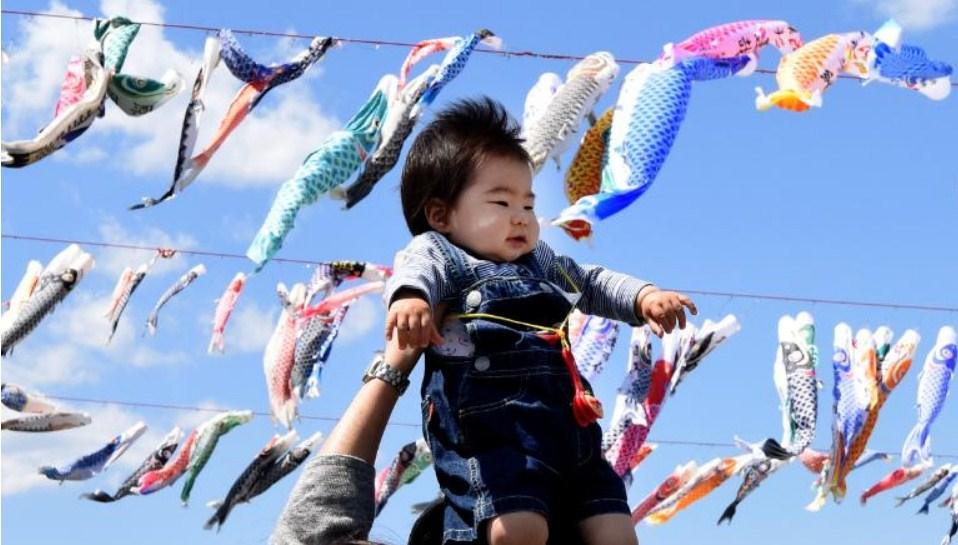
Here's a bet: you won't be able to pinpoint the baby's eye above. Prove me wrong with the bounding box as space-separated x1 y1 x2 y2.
490 200 509 207
523 205 534 211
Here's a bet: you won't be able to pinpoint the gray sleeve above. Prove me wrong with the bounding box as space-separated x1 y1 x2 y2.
271 455 375 545
534 241 654 326
383 233 457 310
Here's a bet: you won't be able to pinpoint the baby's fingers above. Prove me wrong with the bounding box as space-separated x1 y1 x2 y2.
647 319 665 337
660 310 676 334
385 312 397 340
679 294 698 316
417 312 435 348
670 298 688 330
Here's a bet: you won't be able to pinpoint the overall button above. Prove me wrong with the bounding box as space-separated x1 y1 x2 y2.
538 282 553 293
474 356 490 372
465 290 482 309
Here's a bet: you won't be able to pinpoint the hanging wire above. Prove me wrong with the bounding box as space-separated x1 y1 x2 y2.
4 233 957 313
1 233 327 266
40 394 420 428
22 394 958 460
3 8 956 87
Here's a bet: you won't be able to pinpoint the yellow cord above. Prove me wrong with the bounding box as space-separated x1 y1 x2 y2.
554 263 581 295
453 264 583 350
455 311 573 350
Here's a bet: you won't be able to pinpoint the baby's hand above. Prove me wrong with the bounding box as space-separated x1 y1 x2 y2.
386 291 445 349
638 289 698 337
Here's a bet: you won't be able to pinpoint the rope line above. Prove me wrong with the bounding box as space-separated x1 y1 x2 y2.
4 8 954 86
4 233 956 312
27 395 958 460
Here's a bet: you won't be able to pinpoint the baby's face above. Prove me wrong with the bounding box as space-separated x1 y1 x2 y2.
443 155 539 263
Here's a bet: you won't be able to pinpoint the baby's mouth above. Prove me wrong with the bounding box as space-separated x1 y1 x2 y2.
506 235 527 246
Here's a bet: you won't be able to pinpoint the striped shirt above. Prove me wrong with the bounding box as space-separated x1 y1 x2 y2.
385 232 654 325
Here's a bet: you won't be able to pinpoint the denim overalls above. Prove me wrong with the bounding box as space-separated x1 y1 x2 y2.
419 234 629 544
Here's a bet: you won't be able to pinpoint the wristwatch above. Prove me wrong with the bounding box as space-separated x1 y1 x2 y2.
362 352 410 395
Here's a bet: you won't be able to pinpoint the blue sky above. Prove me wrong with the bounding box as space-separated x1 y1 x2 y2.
1 1 956 544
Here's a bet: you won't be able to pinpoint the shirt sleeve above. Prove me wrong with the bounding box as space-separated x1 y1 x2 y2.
383 233 458 310
270 454 376 545
534 241 655 325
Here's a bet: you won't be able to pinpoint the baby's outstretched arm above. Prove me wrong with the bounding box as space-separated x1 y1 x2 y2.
536 241 697 334
385 289 445 349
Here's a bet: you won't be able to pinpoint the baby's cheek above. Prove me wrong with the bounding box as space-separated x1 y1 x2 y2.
528 217 541 246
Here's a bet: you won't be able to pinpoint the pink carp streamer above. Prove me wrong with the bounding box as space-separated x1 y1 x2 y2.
266 279 385 426
53 56 89 117
135 429 199 495
662 19 802 76
208 272 247 354
264 284 307 429
604 316 739 484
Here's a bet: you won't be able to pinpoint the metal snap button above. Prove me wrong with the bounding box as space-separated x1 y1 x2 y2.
538 282 552 293
465 290 482 309
474 356 490 372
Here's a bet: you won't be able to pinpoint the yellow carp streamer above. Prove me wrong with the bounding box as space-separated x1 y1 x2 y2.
829 330 918 499
564 107 613 205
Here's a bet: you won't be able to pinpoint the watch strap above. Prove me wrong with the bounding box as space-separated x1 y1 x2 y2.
363 352 410 395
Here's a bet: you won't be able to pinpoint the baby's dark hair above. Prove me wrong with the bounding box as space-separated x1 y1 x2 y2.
400 96 531 235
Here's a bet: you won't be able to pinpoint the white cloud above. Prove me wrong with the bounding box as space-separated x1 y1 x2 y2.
205 287 381 357
100 0 166 21
338 295 382 344
1 397 235 496
0 1 85 132
46 292 118 349
52 291 191 366
1 403 159 495
68 145 109 164
1 343 97 386
224 300 278 354
1 0 341 186
95 217 198 279
853 0 957 29
2 287 191 387
169 399 233 432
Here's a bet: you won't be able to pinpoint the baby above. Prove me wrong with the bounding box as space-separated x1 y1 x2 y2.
379 98 695 545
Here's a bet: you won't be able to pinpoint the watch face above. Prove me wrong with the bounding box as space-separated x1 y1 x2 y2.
364 353 385 378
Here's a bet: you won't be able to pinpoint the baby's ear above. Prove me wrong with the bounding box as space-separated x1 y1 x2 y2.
424 198 451 232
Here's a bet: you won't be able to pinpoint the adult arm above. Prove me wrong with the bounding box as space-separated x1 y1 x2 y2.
271 344 421 545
